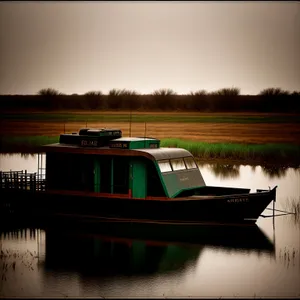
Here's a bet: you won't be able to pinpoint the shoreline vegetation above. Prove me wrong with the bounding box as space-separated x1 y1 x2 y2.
0 87 300 113
1 87 299 167
0 135 299 168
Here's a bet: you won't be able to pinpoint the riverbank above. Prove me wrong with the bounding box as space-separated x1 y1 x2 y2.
1 110 299 167
1 135 299 168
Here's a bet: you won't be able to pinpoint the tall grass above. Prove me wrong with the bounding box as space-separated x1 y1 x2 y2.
284 197 300 224
285 198 300 215
160 138 300 164
1 136 300 165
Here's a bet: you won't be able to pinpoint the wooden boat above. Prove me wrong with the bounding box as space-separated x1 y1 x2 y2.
0 128 277 225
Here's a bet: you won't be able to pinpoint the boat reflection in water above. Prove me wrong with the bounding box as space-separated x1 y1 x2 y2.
43 227 273 277
6 219 271 277
0 221 276 299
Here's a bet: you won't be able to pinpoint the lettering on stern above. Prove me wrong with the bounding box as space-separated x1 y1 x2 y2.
227 197 249 203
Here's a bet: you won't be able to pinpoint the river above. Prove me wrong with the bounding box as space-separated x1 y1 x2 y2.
0 153 299 298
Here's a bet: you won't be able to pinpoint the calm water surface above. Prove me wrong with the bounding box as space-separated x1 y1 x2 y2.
0 153 299 298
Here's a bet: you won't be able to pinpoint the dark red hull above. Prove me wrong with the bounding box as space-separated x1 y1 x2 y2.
0 186 276 225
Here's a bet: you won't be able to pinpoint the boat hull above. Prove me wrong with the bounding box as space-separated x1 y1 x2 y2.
0 187 276 225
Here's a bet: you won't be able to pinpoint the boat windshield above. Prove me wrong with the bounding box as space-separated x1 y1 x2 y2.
170 158 186 171
184 157 197 169
158 160 172 173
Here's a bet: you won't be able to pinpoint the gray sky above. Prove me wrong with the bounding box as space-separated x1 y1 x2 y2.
0 1 299 95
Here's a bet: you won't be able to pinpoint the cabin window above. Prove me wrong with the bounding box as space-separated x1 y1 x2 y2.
170 158 186 171
147 161 166 197
113 157 129 194
184 157 197 169
158 160 172 173
46 153 94 191
98 157 111 193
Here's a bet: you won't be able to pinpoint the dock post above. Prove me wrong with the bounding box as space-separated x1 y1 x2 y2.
4 174 8 189
34 173 36 191
14 172 18 189
38 154 40 181
10 170 12 189
25 170 27 190
30 174 33 191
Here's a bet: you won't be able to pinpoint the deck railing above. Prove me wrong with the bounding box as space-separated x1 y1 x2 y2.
0 170 46 192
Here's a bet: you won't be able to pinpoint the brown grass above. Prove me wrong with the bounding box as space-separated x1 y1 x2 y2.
1 120 300 145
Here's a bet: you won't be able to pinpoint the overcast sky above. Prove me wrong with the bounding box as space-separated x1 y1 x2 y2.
0 1 299 95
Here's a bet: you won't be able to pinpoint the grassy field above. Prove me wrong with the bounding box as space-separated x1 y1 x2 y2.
1 110 300 166
1 135 300 167
1 111 300 124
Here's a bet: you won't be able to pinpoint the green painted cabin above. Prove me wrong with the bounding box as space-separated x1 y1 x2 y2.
43 128 206 198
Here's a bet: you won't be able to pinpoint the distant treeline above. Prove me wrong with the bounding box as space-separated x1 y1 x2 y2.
0 87 300 112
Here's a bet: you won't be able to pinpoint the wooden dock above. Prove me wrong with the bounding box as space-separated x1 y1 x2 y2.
0 170 46 192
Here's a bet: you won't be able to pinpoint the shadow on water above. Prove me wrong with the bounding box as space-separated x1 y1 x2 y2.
0 220 275 278
260 165 290 179
207 164 240 179
196 162 298 180
43 230 201 276
2 152 36 159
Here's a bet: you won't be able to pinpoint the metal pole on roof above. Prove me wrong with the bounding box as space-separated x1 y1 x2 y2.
144 122 146 148
129 109 132 137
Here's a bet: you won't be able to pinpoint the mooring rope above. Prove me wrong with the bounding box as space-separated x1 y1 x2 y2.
265 207 295 215
260 213 293 218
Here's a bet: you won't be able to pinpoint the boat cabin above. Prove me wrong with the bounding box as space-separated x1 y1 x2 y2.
42 128 206 198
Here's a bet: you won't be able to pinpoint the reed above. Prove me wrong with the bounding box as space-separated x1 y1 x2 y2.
284 198 300 216
160 138 300 164
1 135 300 166
0 247 38 291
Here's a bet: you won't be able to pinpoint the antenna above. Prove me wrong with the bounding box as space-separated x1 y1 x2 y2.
64 121 65 134
144 122 146 148
129 109 132 137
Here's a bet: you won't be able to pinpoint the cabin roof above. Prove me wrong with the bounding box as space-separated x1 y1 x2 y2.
136 148 193 160
42 143 193 161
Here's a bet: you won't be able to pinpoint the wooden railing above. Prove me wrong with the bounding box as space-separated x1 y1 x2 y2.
0 170 46 192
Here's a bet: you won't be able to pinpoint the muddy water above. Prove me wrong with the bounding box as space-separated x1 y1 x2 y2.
0 154 299 298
